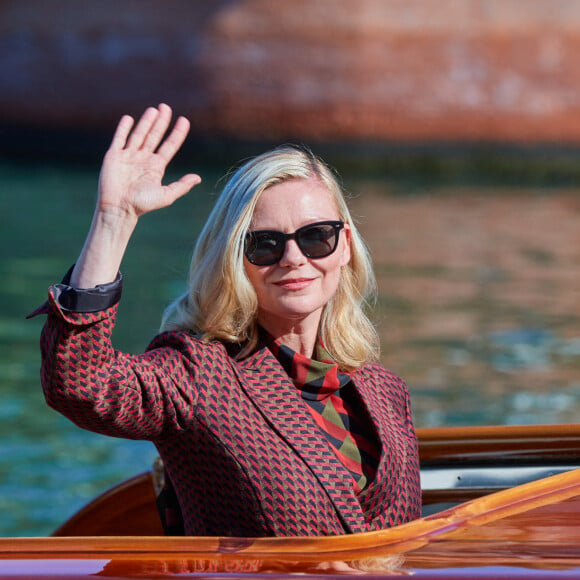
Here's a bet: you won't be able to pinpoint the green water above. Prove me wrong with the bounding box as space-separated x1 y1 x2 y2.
2 154 580 537
1 158 218 536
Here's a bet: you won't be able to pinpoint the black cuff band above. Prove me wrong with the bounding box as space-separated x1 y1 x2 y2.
54 266 123 312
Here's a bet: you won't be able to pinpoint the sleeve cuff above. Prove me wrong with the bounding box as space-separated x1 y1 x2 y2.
53 266 123 312
27 266 124 318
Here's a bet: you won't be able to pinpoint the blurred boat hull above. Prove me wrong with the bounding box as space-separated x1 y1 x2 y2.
5 1 580 145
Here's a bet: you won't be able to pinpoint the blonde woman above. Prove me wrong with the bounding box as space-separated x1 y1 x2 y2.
35 104 421 536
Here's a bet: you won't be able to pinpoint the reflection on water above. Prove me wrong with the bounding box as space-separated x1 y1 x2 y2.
2 157 580 536
353 183 580 429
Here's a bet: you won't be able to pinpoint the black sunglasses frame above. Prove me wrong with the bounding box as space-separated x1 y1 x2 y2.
244 220 345 266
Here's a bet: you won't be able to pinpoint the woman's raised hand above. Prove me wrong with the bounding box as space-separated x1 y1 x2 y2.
97 103 201 219
70 104 201 289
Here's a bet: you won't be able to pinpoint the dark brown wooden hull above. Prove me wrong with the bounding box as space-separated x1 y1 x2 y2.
49 423 580 537
2 468 580 577
1 424 579 578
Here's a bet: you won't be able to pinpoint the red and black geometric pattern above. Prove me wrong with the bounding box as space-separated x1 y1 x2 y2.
38 287 422 537
265 336 381 494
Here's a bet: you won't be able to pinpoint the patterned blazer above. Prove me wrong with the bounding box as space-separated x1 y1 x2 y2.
38 289 421 537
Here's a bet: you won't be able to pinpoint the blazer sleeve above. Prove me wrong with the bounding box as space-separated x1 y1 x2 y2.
39 286 199 440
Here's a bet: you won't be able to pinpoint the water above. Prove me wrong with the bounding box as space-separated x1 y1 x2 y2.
2 154 580 537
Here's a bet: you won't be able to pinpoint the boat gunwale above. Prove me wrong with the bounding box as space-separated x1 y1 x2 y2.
2 467 579 563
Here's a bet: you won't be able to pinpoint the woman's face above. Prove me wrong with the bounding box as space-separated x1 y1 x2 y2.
244 176 351 336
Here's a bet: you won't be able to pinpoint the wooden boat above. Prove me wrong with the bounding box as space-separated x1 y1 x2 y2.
1 424 580 578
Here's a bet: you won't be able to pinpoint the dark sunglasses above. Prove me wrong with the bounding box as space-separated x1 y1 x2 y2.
244 220 345 266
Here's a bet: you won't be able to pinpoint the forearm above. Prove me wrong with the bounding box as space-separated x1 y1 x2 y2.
70 208 138 288
71 104 200 288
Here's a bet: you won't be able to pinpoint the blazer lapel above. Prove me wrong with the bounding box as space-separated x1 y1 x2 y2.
352 368 412 525
235 346 368 533
353 371 392 479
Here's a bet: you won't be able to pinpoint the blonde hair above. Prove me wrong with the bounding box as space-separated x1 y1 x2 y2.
161 145 379 370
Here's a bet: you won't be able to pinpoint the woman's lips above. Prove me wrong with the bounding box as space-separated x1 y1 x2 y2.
273 277 314 291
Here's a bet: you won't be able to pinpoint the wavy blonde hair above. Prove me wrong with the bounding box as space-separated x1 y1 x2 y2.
161 145 379 370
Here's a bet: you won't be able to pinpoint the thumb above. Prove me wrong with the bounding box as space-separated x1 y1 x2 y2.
164 173 202 204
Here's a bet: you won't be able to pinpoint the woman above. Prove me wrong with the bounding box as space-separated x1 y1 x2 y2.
35 104 421 537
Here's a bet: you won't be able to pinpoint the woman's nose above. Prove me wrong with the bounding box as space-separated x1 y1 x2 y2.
279 239 307 266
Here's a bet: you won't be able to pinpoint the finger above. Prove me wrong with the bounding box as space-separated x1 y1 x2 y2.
108 115 135 151
125 106 161 150
140 103 173 152
163 173 202 204
156 116 191 163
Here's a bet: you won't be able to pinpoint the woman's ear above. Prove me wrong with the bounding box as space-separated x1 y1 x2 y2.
340 222 352 266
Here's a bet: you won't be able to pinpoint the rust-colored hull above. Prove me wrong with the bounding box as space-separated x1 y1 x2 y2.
6 1 580 145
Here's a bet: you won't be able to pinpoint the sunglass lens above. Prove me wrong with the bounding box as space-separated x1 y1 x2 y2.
298 224 337 258
245 232 283 265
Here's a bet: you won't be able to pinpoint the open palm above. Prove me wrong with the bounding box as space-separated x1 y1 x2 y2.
98 103 201 218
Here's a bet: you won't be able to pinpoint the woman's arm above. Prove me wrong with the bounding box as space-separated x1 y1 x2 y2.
40 303 200 440
71 103 201 288
37 104 203 438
